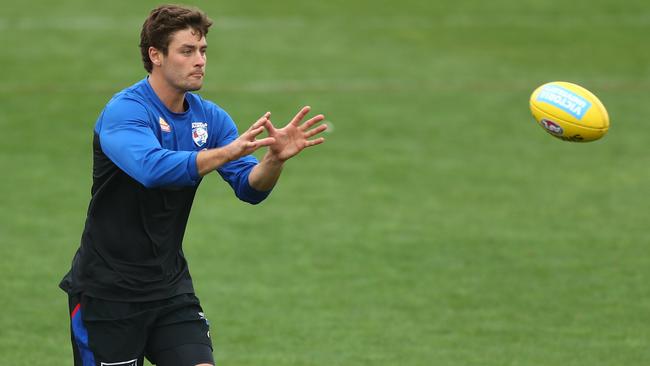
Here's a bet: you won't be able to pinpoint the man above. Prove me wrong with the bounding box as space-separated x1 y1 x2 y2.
59 4 326 366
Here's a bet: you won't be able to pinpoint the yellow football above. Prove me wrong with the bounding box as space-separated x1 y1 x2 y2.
529 81 609 142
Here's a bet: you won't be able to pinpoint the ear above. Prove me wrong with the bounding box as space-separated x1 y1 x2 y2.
149 46 163 67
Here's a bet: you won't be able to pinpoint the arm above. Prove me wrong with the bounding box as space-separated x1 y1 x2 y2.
98 99 200 187
246 152 284 192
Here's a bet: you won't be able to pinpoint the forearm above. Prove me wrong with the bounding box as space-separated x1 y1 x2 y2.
248 152 285 191
196 147 234 176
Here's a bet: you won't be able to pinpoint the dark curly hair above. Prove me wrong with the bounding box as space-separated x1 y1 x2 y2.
139 4 213 73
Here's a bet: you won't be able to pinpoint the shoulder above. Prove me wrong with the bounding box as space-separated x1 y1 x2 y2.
103 80 150 113
103 94 149 121
97 83 153 132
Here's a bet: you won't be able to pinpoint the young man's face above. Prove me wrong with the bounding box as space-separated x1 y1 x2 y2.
158 28 207 92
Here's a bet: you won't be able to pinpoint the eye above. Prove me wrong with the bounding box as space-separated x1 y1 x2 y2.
182 49 192 55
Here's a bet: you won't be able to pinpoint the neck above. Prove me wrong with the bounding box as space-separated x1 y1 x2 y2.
148 73 186 113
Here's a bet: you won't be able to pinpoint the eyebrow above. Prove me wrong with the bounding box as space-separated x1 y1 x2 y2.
180 44 208 49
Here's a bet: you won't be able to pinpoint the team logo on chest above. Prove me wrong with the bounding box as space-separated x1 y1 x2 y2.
191 122 208 147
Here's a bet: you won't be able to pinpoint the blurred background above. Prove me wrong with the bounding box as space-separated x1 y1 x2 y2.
1 0 650 364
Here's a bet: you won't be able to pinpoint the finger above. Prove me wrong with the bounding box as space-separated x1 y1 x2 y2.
305 137 325 147
248 113 270 131
304 123 328 138
290 106 311 126
263 118 277 135
247 121 264 133
300 114 325 131
245 125 266 139
253 137 276 147
260 111 271 124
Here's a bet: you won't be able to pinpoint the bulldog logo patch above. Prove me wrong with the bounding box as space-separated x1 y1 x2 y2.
192 122 208 147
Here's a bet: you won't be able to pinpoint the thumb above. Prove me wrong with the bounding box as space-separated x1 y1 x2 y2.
264 118 277 135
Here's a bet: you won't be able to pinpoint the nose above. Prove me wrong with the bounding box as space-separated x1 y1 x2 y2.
194 50 206 67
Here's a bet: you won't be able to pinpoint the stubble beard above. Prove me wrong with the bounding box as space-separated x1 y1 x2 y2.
176 77 203 92
185 82 202 92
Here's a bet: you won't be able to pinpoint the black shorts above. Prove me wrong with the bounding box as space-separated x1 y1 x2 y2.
68 293 213 366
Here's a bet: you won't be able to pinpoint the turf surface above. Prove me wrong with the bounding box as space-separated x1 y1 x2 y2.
1 0 650 364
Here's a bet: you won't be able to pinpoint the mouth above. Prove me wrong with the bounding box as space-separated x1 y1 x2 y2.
190 72 204 78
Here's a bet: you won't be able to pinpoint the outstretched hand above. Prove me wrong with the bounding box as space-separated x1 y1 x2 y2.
226 112 276 161
263 106 327 162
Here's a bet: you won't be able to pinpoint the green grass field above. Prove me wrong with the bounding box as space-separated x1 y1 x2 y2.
2 0 650 364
